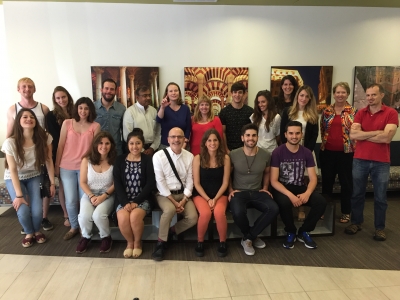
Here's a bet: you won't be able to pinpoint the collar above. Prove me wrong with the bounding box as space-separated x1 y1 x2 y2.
325 101 354 114
135 102 147 112
167 146 183 158
361 104 386 114
96 98 116 109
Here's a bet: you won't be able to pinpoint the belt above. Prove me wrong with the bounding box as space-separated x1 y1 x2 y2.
170 189 184 195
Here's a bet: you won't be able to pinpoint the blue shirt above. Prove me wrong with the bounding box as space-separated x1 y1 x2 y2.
156 105 191 146
94 99 126 155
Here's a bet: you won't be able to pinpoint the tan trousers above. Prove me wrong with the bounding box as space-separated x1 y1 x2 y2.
157 193 198 241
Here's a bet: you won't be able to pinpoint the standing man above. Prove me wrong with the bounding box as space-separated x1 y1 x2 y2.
152 127 198 261
229 123 279 256
6 77 53 231
219 82 253 152
94 78 126 155
270 121 326 249
345 83 398 241
122 85 160 155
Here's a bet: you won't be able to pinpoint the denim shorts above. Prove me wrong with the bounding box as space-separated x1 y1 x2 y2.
116 200 152 215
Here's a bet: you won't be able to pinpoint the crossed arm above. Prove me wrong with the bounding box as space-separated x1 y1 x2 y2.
350 123 397 144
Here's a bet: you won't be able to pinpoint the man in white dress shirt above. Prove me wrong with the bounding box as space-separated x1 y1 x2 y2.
151 127 198 261
122 86 160 155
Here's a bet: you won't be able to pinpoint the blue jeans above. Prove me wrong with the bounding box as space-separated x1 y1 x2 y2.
351 159 390 230
6 176 42 234
229 190 279 240
60 168 83 230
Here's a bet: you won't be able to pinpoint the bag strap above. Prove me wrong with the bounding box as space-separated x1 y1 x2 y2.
163 148 184 191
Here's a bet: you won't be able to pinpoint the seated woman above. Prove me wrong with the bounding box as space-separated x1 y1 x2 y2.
113 128 156 258
76 131 116 254
192 129 230 257
2 109 55 247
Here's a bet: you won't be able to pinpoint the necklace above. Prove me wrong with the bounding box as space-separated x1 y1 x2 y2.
243 148 258 173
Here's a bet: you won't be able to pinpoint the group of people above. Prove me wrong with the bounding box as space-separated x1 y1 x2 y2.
2 75 397 261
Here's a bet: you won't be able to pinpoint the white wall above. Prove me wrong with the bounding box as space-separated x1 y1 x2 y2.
1 2 400 148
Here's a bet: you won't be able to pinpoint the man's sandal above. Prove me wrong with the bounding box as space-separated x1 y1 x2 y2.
345 224 362 235
339 214 350 223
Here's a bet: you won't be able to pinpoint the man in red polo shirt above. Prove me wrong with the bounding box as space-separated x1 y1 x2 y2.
345 83 398 241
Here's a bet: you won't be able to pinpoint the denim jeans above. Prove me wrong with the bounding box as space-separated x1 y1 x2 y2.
229 190 279 241
60 168 83 230
351 159 390 230
6 176 42 234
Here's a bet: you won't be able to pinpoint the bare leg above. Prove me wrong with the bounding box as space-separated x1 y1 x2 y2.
42 197 50 219
117 209 134 249
130 208 146 250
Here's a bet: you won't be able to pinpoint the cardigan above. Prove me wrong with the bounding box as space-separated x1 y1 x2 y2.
279 107 318 152
113 153 156 209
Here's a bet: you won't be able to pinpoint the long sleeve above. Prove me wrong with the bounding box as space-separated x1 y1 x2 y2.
280 108 290 144
113 154 129 207
122 110 134 142
132 154 156 205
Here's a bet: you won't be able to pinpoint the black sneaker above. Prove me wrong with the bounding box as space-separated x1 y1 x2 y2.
217 242 227 257
283 232 296 249
195 242 204 257
297 232 317 249
41 218 54 231
152 241 167 261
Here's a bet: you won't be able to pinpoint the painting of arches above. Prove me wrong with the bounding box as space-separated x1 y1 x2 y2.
184 67 249 115
91 66 159 108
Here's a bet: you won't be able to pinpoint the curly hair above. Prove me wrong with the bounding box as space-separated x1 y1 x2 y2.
51 86 74 126
72 97 97 122
84 131 116 165
252 90 278 133
200 129 225 168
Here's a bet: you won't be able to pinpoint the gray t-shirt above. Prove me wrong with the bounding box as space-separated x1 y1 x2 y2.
229 147 270 191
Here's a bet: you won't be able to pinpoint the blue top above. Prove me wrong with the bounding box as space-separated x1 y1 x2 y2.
156 105 191 146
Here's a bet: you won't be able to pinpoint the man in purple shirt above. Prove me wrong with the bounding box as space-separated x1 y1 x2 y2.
271 120 326 249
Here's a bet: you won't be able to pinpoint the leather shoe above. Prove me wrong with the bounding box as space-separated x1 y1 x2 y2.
152 241 167 261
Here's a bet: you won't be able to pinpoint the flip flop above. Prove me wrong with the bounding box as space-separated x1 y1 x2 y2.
132 248 142 258
123 248 133 258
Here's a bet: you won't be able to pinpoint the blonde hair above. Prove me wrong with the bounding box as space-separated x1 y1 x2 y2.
193 95 214 123
288 85 318 125
17 77 35 90
333 82 350 94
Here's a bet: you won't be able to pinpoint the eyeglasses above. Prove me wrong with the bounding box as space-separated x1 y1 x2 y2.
168 135 185 139
139 94 151 98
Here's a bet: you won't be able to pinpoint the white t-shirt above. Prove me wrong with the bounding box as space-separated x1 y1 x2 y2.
1 134 52 180
250 113 281 154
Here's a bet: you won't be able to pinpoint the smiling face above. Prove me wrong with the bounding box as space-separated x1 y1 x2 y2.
205 133 220 152
282 79 294 98
366 86 384 108
18 80 35 100
198 101 210 116
285 125 303 146
297 89 311 110
241 129 258 149
101 81 116 103
232 90 244 104
333 86 349 105
167 84 180 102
128 136 143 156
97 137 111 157
77 103 90 120
136 89 151 108
19 111 36 129
54 91 69 108
257 95 268 113
167 127 185 154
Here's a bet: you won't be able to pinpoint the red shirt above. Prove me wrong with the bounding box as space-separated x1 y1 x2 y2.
353 105 398 163
325 115 343 151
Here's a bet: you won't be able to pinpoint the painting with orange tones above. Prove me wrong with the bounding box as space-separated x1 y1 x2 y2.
270 66 333 113
184 67 249 115
91 66 159 108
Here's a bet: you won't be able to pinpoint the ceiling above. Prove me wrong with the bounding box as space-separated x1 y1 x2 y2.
1 0 399 8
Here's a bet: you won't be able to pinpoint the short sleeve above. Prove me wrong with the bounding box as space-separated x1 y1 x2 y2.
305 149 316 168
1 138 15 156
387 108 399 126
264 150 271 167
219 108 226 125
270 148 280 168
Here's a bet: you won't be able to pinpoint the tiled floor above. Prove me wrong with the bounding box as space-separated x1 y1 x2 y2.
1 207 400 300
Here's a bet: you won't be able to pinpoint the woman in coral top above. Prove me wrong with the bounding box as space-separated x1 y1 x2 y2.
55 97 100 241
190 95 224 155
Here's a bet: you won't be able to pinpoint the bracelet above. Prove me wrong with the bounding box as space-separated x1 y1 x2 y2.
105 192 110 196
89 195 95 199
16 195 24 198
207 198 211 202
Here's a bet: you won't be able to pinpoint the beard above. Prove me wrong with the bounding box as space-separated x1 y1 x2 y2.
102 93 115 102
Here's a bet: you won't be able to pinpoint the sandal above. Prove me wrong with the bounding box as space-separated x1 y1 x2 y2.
63 230 79 241
35 233 46 244
132 248 142 258
22 236 34 248
123 248 133 258
64 217 71 227
345 224 362 235
339 214 350 223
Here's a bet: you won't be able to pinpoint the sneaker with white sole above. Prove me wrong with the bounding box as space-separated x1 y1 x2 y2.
253 237 266 249
283 232 296 249
297 232 317 249
241 239 255 255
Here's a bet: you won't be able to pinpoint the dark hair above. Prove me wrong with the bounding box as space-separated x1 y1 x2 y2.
285 120 303 132
241 123 259 136
127 128 145 145
72 97 97 122
102 78 117 89
85 131 116 165
200 129 225 168
135 85 150 97
163 82 183 105
51 86 74 126
5 108 48 170
367 83 385 94
231 82 246 93
276 75 299 112
252 90 278 133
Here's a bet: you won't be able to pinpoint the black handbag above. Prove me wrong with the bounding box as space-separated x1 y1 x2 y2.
40 164 51 198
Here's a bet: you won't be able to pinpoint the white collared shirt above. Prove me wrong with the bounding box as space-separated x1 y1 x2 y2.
122 102 161 150
152 147 194 197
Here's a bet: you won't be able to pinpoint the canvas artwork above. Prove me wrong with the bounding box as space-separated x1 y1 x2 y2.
270 66 333 113
91 66 159 108
184 67 249 115
353 66 400 112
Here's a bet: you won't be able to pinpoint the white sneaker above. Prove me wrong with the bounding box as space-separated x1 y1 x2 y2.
253 237 266 249
241 239 255 256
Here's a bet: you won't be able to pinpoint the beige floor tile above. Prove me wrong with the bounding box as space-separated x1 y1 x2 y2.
1 271 53 300
155 262 192 300
0 254 33 273
269 292 310 300
0 254 4 260
326 268 374 289
222 263 268 297
307 289 350 299
22 255 62 273
91 257 124 269
233 295 271 300
188 261 230 299
255 264 304 294
343 287 389 300
363 270 400 287
77 267 122 300
123 258 157 267
292 266 340 292
57 256 93 270
0 272 20 298
116 263 156 300
38 268 89 300
379 286 400 300
196 298 231 300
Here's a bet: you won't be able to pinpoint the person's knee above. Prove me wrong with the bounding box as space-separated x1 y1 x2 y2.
187 213 198 226
198 209 212 221
92 210 108 224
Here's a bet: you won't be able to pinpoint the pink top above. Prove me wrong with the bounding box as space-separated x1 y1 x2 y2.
60 119 100 170
190 116 223 156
